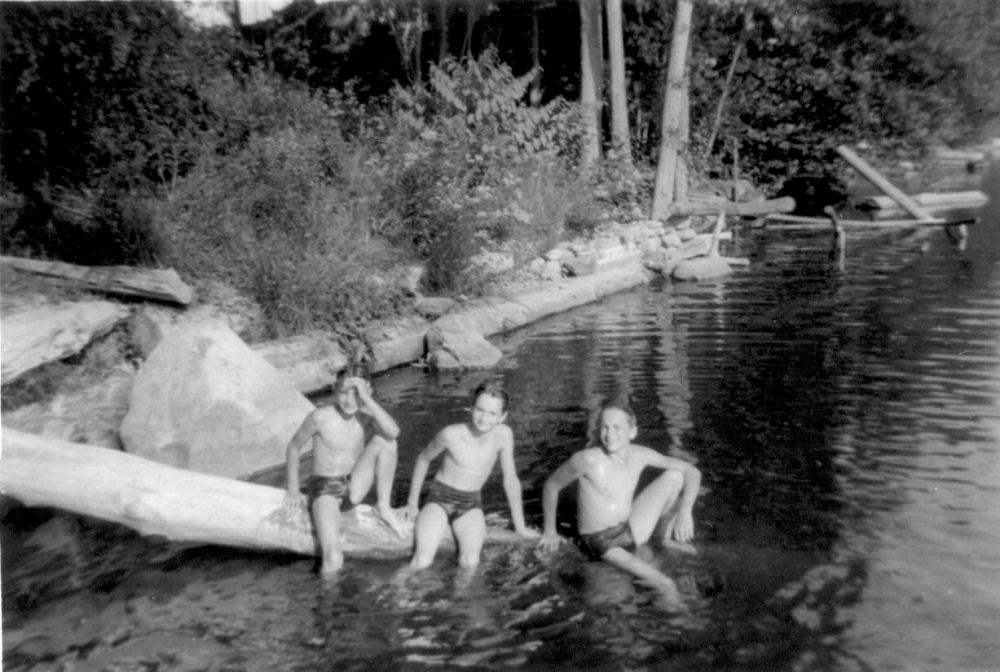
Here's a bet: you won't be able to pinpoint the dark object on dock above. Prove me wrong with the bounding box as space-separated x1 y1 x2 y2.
773 175 848 216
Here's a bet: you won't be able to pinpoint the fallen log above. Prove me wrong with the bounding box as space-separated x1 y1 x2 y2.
1 255 194 305
858 190 989 218
764 213 950 230
0 428 526 559
1 301 130 383
835 145 934 221
659 196 795 218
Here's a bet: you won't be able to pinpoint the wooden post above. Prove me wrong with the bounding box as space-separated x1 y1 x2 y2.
836 145 935 221
651 0 693 219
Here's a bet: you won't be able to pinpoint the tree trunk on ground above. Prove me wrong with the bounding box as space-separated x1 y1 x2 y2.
1 255 194 305
579 0 604 173
0 428 529 558
606 0 631 162
651 0 694 219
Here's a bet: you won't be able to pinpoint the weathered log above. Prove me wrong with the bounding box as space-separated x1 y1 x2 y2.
660 197 795 218
858 190 989 217
835 146 935 221
1 255 194 305
1 301 129 383
0 428 526 559
764 213 950 229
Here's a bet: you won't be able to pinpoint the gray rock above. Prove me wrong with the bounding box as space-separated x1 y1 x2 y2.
120 320 314 478
426 314 502 370
671 256 734 281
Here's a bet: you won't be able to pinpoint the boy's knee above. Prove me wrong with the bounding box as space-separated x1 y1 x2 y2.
662 469 684 490
458 553 481 569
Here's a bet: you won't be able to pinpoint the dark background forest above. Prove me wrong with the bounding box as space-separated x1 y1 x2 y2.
2 0 998 338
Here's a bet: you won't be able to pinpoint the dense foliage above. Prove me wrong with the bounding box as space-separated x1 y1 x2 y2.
1 0 996 338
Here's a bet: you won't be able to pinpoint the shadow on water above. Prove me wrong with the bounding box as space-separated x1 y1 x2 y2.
5 162 1000 671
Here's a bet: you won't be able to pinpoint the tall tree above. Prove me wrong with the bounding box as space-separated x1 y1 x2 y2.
651 0 693 218
605 0 631 163
579 0 604 172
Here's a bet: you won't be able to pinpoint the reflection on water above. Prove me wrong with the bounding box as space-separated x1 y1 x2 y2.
4 166 1000 671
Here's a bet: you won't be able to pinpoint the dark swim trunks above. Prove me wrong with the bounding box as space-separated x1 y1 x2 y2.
425 479 482 524
304 475 354 511
578 521 636 560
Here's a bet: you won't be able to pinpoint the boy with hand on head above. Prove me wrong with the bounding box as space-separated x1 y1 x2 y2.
537 395 701 598
404 382 539 570
284 362 407 577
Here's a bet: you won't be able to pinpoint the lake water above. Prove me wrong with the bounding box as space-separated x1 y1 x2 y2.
4 163 999 671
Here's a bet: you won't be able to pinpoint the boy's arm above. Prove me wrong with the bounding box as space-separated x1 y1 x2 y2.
537 453 587 551
352 378 400 440
403 431 448 518
497 428 538 538
645 448 702 543
285 411 317 497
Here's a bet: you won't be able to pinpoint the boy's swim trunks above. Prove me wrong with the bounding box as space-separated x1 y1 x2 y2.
578 521 636 560
425 479 482 523
304 474 354 510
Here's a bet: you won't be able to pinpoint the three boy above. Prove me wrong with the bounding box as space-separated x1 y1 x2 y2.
288 371 701 594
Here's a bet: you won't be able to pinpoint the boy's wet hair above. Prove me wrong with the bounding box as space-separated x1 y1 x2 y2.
599 393 637 427
335 360 371 389
473 381 509 412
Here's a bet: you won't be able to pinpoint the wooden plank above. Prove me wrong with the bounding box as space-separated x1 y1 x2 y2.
835 145 935 221
0 428 527 559
1 256 194 305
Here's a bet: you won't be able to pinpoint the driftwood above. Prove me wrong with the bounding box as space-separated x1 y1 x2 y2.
764 213 950 230
835 146 934 221
1 256 194 305
1 301 130 383
0 428 526 559
858 190 989 218
660 196 795 218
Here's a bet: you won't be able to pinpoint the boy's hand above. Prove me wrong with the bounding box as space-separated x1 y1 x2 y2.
402 503 420 522
282 491 307 518
536 531 565 553
664 510 695 543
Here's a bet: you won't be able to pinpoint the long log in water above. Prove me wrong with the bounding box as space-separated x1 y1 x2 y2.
660 196 795 218
0 428 526 559
764 213 951 229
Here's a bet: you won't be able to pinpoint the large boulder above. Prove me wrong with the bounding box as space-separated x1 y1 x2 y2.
120 320 314 478
426 314 502 370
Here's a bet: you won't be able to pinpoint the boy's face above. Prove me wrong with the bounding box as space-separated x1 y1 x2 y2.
334 379 362 415
599 407 636 453
471 393 507 434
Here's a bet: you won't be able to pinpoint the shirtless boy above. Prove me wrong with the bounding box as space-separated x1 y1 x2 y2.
404 382 538 569
284 363 406 576
537 396 701 595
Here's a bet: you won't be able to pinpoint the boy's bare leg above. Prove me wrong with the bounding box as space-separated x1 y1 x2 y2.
601 547 681 605
410 504 450 569
312 495 344 577
452 509 486 570
628 469 684 545
350 437 407 536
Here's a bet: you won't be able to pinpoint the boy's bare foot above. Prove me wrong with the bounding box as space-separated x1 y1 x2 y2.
662 537 698 554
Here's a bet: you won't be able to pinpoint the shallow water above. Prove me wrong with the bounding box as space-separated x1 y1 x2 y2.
5 164 1000 671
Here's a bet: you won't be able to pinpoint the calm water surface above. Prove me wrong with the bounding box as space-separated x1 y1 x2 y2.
5 165 1000 671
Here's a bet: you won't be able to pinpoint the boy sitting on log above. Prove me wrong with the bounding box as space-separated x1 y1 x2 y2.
284 362 407 576
404 382 539 570
537 395 701 602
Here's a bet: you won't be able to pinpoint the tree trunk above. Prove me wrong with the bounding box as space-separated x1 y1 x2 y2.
651 0 693 219
605 0 631 162
1 255 194 305
579 0 604 173
0 428 528 558
437 0 449 63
